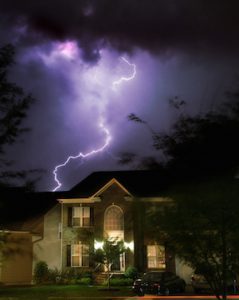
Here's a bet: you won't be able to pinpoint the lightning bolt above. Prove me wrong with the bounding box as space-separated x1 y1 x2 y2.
112 57 136 88
52 56 136 191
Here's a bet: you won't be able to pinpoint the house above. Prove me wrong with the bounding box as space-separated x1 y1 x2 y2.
0 188 66 285
0 170 192 285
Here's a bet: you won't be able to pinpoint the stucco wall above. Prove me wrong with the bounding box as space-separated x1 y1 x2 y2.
33 204 61 271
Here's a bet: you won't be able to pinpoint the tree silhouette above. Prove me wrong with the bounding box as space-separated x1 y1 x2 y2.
127 91 239 300
147 176 239 300
127 92 239 179
0 44 36 188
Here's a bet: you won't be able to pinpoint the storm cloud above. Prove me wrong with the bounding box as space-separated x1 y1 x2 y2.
1 0 239 62
1 0 239 191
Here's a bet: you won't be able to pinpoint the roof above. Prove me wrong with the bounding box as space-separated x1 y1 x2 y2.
68 170 171 198
0 170 171 229
0 188 67 229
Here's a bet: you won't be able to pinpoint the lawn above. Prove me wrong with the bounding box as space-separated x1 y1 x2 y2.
0 285 135 300
2 286 239 300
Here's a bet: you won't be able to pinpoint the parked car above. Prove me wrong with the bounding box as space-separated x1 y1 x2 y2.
132 271 186 296
191 273 238 294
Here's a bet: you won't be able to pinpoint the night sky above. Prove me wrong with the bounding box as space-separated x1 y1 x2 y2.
1 0 239 191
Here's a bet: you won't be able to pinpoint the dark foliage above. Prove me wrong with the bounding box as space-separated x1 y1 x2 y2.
128 90 239 180
0 44 37 188
147 175 239 300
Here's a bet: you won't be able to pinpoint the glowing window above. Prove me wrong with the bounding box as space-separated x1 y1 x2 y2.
71 243 89 267
147 245 166 269
72 207 90 227
104 206 124 231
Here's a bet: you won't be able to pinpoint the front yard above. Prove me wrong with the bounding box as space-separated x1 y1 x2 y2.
0 285 135 300
2 285 239 300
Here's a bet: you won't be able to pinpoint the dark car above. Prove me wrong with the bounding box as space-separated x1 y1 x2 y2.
132 271 186 296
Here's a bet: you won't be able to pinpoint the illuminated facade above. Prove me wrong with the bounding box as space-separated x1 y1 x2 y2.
0 170 193 285
33 171 175 274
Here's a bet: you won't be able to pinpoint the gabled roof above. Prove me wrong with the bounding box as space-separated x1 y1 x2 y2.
91 178 132 198
0 170 171 230
68 170 170 198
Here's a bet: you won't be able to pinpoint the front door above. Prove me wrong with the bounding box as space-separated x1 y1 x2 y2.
104 205 125 272
110 253 125 272
111 255 121 271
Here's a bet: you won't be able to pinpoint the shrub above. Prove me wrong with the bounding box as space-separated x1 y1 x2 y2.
34 261 49 284
103 278 133 286
34 264 93 285
124 266 138 279
47 268 62 284
77 277 92 285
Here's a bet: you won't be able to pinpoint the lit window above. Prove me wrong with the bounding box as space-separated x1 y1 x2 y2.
72 207 90 227
147 245 166 269
104 206 123 231
71 243 89 267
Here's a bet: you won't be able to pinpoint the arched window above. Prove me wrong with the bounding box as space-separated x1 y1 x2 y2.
104 205 124 231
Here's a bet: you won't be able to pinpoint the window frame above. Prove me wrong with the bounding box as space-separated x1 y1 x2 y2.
147 244 166 269
104 205 124 231
72 206 90 227
71 243 89 267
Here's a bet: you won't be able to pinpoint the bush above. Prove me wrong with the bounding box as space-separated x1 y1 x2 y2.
124 266 138 279
53 269 93 285
77 277 92 285
34 261 49 284
103 278 133 286
48 268 62 284
34 263 93 285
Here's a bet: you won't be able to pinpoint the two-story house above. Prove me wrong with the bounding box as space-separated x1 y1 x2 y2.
33 171 190 277
0 170 192 285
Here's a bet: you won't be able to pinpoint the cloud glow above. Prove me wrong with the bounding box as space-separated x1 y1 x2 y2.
52 48 137 191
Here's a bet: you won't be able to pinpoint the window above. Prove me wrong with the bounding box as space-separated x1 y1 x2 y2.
71 243 89 267
104 205 124 231
147 245 166 269
72 207 90 227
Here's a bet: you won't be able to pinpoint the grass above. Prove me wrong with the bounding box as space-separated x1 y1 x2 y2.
0 285 135 300
1 286 239 300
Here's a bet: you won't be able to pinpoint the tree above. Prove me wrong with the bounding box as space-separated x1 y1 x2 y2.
147 175 239 300
0 44 37 263
127 95 239 179
127 93 239 300
0 44 35 188
94 237 125 289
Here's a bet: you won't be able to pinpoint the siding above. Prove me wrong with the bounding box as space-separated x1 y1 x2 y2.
33 204 61 271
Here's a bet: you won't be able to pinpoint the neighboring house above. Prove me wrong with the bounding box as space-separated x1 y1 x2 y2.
0 170 193 285
0 188 66 285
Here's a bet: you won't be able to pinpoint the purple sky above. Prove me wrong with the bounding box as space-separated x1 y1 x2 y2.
1 0 239 191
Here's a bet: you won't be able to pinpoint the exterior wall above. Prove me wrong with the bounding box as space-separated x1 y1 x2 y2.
33 204 61 271
57 182 181 279
0 232 32 285
133 199 176 274
61 182 135 271
61 202 94 270
60 184 177 275
93 183 134 271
